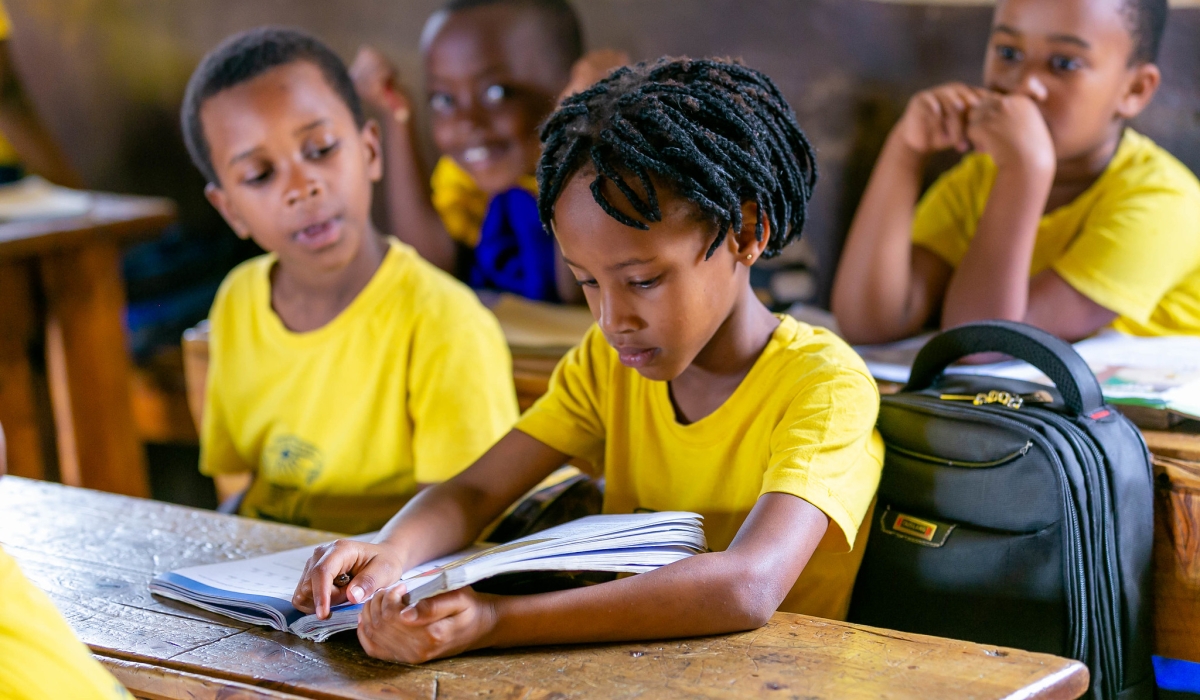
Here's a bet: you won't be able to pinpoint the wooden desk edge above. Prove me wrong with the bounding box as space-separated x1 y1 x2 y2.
98 654 311 700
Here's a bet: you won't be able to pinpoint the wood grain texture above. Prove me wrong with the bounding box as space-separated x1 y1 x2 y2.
0 260 45 480
1153 456 1200 663
0 476 1088 700
40 241 149 496
1144 430 1200 463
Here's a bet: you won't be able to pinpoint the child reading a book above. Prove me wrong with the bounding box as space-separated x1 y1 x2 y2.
181 28 518 534
350 0 624 303
831 0 1200 344
292 58 884 663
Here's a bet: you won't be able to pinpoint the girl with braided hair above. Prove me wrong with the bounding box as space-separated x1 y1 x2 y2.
292 57 884 664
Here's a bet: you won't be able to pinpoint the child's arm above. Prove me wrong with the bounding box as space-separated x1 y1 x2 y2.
350 47 458 273
356 491 827 663
831 84 982 344
944 94 1116 340
292 429 568 619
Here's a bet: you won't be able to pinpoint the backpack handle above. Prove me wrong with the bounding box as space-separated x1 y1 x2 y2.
904 320 1106 417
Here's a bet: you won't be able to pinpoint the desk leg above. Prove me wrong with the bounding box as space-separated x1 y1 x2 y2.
0 260 46 480
40 243 148 497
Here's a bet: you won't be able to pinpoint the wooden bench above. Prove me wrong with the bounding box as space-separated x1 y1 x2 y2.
0 475 1090 700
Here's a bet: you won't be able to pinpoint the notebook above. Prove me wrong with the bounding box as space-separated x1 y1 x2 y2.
149 511 706 642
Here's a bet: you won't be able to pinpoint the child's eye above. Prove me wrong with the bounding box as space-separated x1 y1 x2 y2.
242 168 272 186
630 277 659 290
1050 55 1083 72
429 92 454 113
574 278 598 288
304 140 339 160
995 45 1022 63
483 84 510 104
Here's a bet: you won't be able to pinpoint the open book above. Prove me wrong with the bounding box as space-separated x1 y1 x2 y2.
856 331 1200 424
149 511 706 642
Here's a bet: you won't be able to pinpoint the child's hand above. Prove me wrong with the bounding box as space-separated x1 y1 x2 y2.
560 49 630 101
357 587 499 664
894 83 986 156
350 46 411 123
966 92 1056 175
291 539 407 620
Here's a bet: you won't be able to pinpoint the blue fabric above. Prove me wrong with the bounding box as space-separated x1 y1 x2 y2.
1155 656 1200 693
468 187 559 302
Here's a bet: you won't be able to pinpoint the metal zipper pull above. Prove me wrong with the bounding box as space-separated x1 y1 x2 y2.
938 390 1053 410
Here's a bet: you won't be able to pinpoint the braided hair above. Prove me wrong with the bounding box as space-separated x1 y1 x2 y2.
537 57 817 260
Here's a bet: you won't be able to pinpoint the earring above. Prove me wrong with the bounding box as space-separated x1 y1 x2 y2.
745 254 753 261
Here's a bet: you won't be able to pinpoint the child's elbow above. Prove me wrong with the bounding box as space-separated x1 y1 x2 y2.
718 564 783 629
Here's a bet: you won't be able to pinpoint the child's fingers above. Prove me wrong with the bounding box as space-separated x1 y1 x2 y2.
398 589 471 626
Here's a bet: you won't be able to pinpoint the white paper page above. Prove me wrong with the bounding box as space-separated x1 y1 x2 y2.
170 534 375 600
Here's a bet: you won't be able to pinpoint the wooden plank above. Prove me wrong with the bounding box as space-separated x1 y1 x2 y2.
0 193 175 260
1144 430 1200 463
0 260 46 479
0 477 1089 700
39 241 148 496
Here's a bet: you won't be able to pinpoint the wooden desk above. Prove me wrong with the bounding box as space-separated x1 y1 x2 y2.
0 193 174 497
0 476 1088 700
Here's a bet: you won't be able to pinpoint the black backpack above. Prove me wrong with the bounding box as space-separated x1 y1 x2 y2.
847 321 1154 700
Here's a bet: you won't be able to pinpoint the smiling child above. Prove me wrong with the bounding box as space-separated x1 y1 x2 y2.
832 0 1200 343
182 28 518 533
293 57 883 664
352 0 623 303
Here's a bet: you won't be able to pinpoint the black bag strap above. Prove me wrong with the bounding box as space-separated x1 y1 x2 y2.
904 320 1105 417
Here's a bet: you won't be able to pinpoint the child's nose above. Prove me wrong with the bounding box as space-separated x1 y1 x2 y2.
597 290 641 336
1014 71 1049 102
284 168 323 206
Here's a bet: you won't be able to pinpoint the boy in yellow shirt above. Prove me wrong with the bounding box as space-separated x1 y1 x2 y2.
349 0 623 303
180 28 518 534
832 0 1200 343
293 58 884 664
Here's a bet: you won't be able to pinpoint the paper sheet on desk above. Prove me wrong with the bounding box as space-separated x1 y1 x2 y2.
856 331 1200 420
0 176 91 221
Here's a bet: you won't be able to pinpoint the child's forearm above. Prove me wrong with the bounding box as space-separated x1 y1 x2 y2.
831 132 931 344
941 163 1052 328
378 116 458 273
484 548 780 649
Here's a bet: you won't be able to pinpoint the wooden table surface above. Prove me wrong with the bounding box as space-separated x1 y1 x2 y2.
0 476 1089 700
0 192 175 498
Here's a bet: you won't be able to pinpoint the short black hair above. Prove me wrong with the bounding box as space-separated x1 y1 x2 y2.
434 0 583 73
537 57 818 260
1121 0 1168 65
181 27 365 185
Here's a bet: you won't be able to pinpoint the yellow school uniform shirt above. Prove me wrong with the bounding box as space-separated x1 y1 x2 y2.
200 238 519 534
515 316 885 620
912 129 1200 336
0 548 132 700
430 156 539 247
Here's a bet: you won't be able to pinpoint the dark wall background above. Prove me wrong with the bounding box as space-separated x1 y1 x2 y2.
8 0 1200 305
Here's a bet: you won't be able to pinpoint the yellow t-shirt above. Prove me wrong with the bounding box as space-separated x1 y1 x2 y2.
430 155 539 248
0 548 133 700
912 129 1200 336
515 316 885 620
200 238 519 533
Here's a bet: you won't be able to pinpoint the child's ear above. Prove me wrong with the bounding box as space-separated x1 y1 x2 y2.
361 118 383 183
726 200 772 266
204 183 253 241
1116 63 1161 120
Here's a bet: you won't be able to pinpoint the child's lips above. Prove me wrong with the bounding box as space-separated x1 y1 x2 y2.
291 217 342 251
616 346 659 368
459 142 512 168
